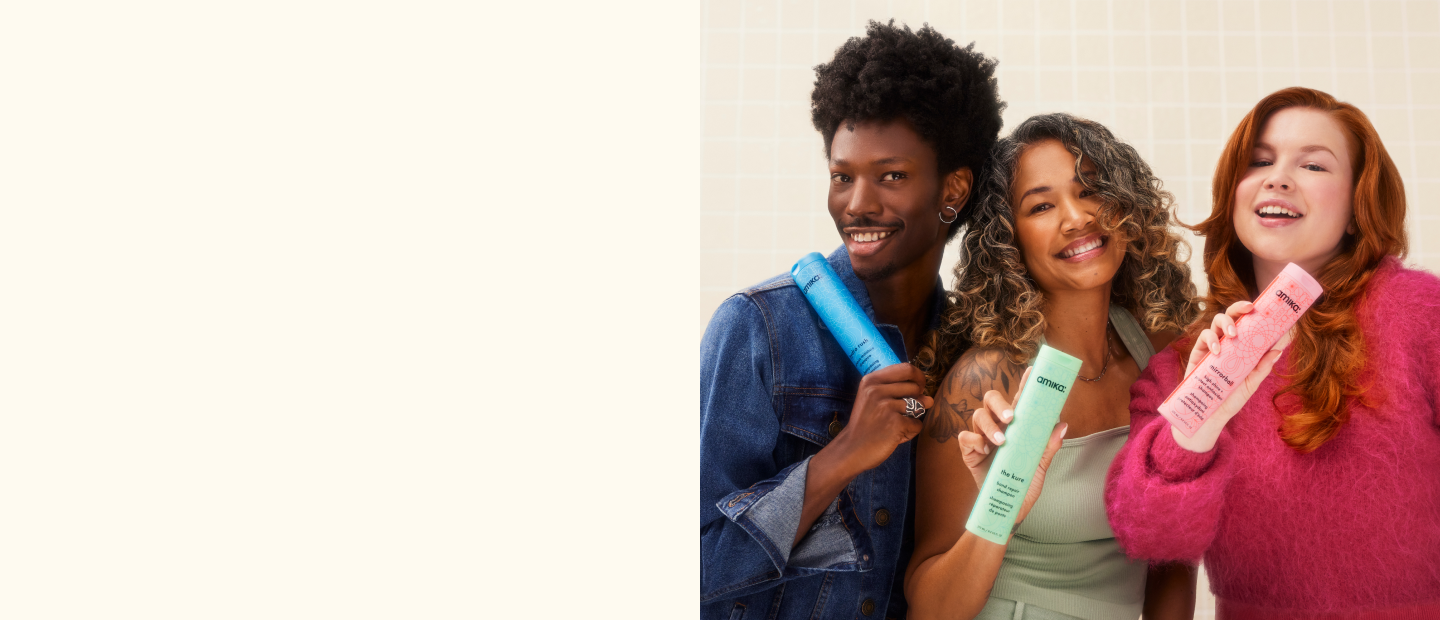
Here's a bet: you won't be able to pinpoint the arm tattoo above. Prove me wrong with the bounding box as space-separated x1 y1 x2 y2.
926 393 969 443
925 348 1025 443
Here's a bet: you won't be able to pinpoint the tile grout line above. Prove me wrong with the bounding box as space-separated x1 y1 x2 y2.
1070 0 1079 109
1144 0 1154 164
773 0 783 276
1034 0 1041 120
1180 0 1195 225
811 0 820 254
1364 0 1376 107
1108 0 1116 130
1218 0 1229 134
1328 0 1338 93
1401 0 1418 220
1290 0 1300 86
1002 0 1013 133
1253 0 1262 109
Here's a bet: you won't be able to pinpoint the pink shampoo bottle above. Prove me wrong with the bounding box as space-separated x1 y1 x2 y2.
1158 262 1323 437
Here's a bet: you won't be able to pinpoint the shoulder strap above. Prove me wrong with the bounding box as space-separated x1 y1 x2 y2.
1108 305 1155 371
1031 306 1156 371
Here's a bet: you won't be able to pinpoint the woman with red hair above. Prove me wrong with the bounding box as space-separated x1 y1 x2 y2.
1105 86 1440 618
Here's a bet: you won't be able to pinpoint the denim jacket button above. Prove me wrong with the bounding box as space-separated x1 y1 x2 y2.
860 598 875 616
827 418 843 438
875 508 890 527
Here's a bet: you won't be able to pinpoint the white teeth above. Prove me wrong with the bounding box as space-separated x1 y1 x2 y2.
1061 237 1105 258
852 231 891 242
1259 205 1300 217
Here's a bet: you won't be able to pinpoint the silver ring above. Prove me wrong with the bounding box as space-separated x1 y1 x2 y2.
902 397 926 419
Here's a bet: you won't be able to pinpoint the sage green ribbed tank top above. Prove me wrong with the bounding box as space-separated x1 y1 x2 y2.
975 305 1155 620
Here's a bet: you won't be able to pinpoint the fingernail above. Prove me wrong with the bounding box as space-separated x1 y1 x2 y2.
981 445 989 455
993 431 1005 444
1001 409 1014 422
1226 326 1236 338
1060 423 1069 438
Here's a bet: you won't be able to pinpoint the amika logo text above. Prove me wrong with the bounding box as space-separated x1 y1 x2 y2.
802 275 822 294
1275 289 1301 313
1037 376 1066 393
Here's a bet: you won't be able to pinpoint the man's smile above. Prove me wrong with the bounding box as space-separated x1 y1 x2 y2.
842 225 902 258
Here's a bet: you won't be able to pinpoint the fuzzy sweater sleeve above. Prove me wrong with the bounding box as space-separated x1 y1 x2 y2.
1402 267 1440 429
1105 347 1238 562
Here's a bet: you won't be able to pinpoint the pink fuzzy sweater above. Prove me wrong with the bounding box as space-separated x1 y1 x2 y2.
1105 258 1440 618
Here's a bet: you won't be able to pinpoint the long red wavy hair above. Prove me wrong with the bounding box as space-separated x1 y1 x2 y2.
1186 87 1408 453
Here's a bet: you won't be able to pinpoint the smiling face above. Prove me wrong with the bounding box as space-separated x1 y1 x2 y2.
827 117 961 282
1010 139 1127 295
1233 106 1357 277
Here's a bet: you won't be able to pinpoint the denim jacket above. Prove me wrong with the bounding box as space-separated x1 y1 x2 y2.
701 246 945 620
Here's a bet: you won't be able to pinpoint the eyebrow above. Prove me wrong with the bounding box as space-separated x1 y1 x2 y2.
1019 173 1093 200
1253 142 1337 157
830 156 913 166
1020 185 1051 199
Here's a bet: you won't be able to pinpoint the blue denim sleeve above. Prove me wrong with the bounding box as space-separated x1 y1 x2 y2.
700 294 862 603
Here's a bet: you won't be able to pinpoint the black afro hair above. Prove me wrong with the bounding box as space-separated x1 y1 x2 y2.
811 21 1005 236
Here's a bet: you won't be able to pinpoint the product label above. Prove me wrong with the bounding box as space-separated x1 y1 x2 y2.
983 469 1026 518
964 345 1081 545
1157 264 1322 436
850 338 881 374
791 253 902 376
1036 376 1067 393
802 274 822 295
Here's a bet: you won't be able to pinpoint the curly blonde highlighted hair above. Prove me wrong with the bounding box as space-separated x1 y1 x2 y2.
924 113 1200 392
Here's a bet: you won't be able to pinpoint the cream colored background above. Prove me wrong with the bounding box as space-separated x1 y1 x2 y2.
702 0 1440 337
3 1 700 617
701 0 1440 615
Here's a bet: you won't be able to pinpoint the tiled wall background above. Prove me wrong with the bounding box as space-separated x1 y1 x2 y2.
700 0 1440 615
701 0 1440 340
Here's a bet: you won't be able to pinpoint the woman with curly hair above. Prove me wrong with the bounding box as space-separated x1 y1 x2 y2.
1105 88 1440 618
905 113 1201 619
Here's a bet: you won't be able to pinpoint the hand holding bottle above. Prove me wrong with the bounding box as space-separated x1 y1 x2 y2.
958 367 1068 531
828 362 931 477
1172 301 1294 453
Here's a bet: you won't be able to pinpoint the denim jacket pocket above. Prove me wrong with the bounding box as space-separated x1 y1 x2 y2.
778 390 853 450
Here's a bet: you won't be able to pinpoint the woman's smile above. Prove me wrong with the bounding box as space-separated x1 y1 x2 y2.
1253 198 1304 228
1056 234 1110 262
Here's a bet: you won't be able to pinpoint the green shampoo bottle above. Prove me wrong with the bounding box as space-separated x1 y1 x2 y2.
964 344 1081 545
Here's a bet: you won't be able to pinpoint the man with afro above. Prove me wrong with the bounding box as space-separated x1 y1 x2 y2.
701 21 1005 620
